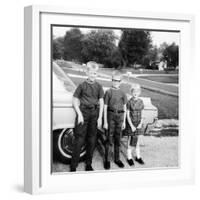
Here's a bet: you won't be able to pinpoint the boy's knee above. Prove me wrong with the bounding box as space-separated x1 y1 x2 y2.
105 138 112 146
114 139 120 147
74 136 84 147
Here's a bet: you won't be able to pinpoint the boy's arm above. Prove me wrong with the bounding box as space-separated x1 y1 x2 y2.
122 104 127 130
103 104 108 130
72 97 84 124
137 117 143 128
137 101 144 129
126 109 136 132
97 98 104 129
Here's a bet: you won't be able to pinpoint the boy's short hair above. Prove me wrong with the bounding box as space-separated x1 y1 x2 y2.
112 70 122 80
86 61 99 72
130 83 141 93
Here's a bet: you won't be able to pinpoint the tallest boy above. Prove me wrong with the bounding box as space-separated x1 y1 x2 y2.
70 61 104 172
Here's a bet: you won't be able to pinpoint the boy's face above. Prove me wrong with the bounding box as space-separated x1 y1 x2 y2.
86 69 98 82
131 88 141 98
112 75 121 89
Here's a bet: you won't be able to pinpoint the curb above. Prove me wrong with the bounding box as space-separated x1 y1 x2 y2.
141 85 178 97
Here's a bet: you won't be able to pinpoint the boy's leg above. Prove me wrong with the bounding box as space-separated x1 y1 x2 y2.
132 135 140 158
114 114 124 168
134 135 145 164
127 136 133 159
135 140 141 158
114 133 120 162
104 130 112 169
104 113 115 170
70 123 87 170
126 136 134 166
114 114 124 162
70 110 89 170
105 114 115 163
85 109 99 167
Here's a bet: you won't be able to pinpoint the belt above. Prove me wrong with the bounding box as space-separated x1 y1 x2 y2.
80 104 98 110
108 108 124 114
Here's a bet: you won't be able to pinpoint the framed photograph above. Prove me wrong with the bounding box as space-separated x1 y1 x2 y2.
24 5 195 194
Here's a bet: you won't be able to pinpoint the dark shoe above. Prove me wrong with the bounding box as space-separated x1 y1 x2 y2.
127 159 134 166
114 160 124 168
85 164 94 171
104 161 110 170
70 167 76 172
135 157 145 165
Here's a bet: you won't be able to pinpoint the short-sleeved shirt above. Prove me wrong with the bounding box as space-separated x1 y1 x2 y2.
73 80 104 107
104 88 127 111
127 97 144 126
123 97 144 137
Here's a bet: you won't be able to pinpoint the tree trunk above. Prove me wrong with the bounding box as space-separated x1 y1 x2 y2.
122 58 127 68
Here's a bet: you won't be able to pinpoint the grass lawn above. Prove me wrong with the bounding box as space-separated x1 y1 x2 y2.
60 62 179 119
61 64 178 95
141 88 178 119
68 75 179 119
139 75 179 84
56 60 178 75
99 67 178 75
62 68 86 76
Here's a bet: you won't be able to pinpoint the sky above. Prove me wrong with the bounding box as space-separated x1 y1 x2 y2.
53 26 179 47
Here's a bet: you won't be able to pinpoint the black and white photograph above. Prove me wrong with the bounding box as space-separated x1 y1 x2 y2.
51 25 179 173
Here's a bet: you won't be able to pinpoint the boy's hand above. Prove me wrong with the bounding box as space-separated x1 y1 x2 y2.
122 121 126 130
137 123 142 129
131 126 136 132
103 122 108 130
97 117 102 129
77 114 84 125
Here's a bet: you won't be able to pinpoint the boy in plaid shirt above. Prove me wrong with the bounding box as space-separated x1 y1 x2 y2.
125 83 145 166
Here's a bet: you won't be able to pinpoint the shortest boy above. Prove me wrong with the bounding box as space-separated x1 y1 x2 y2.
125 83 145 166
103 70 127 170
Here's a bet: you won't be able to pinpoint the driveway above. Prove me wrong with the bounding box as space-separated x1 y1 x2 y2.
52 136 178 173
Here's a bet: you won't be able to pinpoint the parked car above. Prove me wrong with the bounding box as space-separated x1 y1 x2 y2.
52 62 158 163
146 61 159 70
53 62 86 163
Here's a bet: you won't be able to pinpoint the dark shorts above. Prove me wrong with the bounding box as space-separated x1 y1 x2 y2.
124 127 143 136
129 135 138 147
123 120 144 136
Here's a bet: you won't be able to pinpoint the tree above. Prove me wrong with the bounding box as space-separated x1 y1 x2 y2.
162 42 179 68
53 37 64 60
63 28 84 62
81 30 117 64
142 45 159 67
104 48 123 68
118 30 152 68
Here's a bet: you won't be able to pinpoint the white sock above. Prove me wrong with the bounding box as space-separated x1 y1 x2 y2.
127 148 132 160
135 145 141 158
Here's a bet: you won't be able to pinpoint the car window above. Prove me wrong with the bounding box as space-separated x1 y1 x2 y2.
53 62 76 93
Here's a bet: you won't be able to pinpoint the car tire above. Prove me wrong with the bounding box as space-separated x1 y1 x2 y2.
53 128 86 164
